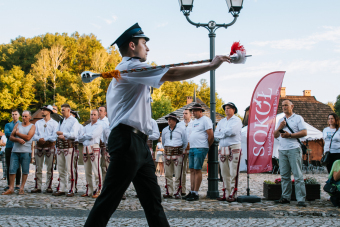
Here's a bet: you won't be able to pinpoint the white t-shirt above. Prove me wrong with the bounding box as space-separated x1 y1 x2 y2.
189 116 213 149
178 120 193 142
323 127 340 153
276 113 307 150
156 142 164 155
106 57 169 135
0 135 7 152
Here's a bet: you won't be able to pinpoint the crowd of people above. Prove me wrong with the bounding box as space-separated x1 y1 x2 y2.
0 100 339 207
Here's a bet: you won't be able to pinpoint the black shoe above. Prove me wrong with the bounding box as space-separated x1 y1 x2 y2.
182 192 192 200
186 193 199 201
274 197 290 204
297 201 307 207
4 186 9 191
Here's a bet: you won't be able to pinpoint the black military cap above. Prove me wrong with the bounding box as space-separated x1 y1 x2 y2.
222 102 238 114
111 23 150 48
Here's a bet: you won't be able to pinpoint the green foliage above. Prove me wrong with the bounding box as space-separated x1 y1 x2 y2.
0 66 36 121
334 95 340 117
152 98 173 120
0 32 122 129
264 180 275 184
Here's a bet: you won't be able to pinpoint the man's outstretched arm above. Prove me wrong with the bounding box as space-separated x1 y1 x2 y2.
161 55 230 82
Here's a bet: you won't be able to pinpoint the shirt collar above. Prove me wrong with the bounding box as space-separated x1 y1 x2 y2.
285 113 295 120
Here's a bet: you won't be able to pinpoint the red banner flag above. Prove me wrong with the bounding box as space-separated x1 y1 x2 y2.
247 71 286 174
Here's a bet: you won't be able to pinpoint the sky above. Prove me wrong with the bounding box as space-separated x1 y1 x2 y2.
1 0 339 117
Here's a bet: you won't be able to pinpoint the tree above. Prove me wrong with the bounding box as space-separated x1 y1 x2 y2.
0 66 36 121
334 95 340 117
327 101 335 111
152 98 173 120
49 44 67 103
196 79 225 115
82 78 103 110
31 48 51 104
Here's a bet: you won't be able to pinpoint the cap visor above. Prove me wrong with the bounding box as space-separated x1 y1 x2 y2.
133 34 149 41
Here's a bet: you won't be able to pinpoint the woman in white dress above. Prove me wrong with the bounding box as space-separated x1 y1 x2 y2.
156 137 164 176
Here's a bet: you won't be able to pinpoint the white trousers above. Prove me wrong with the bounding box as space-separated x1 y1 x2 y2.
34 146 55 190
56 148 75 193
83 144 102 196
164 155 184 196
219 145 242 198
181 153 189 194
100 147 110 185
73 146 79 192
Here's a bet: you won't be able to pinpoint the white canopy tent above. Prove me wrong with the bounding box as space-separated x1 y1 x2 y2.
239 113 323 172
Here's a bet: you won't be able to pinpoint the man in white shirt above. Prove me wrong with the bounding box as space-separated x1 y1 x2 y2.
31 105 59 193
214 102 242 202
162 113 187 199
79 109 103 198
85 23 230 227
177 108 193 196
274 100 307 207
184 103 213 202
71 110 82 193
148 119 160 158
97 106 110 184
53 103 79 197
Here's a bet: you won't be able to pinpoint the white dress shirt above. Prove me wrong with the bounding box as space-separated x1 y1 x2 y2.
33 118 59 142
78 121 103 146
148 119 160 141
58 116 79 140
106 57 169 135
98 116 109 142
162 125 187 150
178 120 193 141
214 115 242 147
276 113 307 150
75 122 84 142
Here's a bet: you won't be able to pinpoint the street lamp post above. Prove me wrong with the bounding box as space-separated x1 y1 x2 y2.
178 0 244 199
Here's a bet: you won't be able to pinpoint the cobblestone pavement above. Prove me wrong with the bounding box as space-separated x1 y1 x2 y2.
0 164 339 226
0 216 339 227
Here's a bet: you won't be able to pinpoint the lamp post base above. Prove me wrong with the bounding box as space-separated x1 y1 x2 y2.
237 195 261 203
206 190 220 199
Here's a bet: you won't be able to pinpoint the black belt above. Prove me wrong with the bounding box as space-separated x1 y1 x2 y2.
119 124 149 142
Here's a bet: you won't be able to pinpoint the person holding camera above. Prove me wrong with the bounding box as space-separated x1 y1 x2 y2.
274 100 307 207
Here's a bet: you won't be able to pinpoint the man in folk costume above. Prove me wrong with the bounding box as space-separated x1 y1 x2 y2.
162 113 187 199
177 108 193 196
97 106 110 184
53 103 79 197
79 109 103 198
148 118 160 158
31 105 59 193
214 102 242 202
71 109 82 193
84 23 230 227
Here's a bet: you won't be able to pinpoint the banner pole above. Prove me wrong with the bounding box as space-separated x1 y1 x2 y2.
247 174 250 196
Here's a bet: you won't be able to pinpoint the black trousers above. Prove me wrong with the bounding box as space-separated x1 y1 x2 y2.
5 148 21 186
327 153 340 173
85 124 169 227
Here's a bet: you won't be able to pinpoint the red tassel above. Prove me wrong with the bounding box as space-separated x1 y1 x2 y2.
230 42 246 55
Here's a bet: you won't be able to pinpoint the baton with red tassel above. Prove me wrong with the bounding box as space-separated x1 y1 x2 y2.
81 42 251 83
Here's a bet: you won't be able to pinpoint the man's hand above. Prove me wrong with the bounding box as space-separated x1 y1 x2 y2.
56 131 63 136
38 138 45 144
278 120 286 130
58 135 65 141
209 55 231 70
280 131 291 138
18 138 26 145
